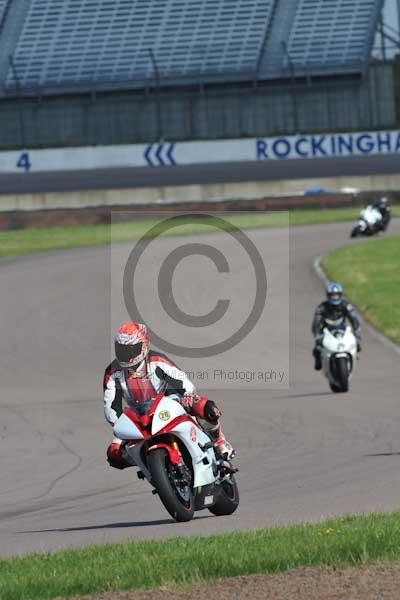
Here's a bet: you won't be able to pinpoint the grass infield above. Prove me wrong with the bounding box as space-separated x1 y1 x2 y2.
322 236 400 345
1 206 399 260
2 512 400 600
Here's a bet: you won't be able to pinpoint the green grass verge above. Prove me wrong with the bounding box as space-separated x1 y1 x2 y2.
322 236 400 345
2 512 400 600
1 206 399 260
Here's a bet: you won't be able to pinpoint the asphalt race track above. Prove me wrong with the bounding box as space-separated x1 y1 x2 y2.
0 220 399 558
1 153 400 194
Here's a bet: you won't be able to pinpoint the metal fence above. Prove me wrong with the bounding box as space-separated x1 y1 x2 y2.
0 61 396 150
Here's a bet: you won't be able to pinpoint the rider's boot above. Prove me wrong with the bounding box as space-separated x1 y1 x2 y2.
107 439 131 470
183 394 235 460
313 347 322 371
208 424 234 460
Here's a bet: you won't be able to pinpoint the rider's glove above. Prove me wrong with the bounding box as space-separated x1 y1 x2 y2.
181 394 221 423
204 400 222 423
180 393 197 410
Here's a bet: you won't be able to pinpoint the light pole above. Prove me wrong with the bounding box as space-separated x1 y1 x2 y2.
281 41 299 134
148 48 163 142
9 54 26 149
397 0 400 38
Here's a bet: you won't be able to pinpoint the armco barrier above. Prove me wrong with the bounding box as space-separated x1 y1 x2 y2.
1 129 400 174
0 191 398 232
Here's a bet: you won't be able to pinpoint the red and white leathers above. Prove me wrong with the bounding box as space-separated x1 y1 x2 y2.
103 350 232 469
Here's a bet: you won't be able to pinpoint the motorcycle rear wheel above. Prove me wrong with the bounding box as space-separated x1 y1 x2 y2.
208 476 239 516
148 448 194 522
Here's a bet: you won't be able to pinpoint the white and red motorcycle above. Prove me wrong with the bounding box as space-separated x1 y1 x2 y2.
113 388 239 522
321 325 358 393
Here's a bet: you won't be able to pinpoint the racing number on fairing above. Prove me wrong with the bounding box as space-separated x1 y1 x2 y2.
16 152 31 172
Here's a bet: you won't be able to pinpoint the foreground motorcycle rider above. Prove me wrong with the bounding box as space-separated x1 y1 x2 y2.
104 322 233 469
312 283 361 371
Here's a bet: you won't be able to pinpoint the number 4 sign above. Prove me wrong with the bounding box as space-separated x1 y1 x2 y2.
16 152 31 172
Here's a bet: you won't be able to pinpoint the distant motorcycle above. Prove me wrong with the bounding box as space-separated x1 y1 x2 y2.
350 205 384 238
113 388 239 522
321 325 358 393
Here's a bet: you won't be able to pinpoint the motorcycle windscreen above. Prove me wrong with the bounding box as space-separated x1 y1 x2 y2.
324 318 345 329
125 373 156 407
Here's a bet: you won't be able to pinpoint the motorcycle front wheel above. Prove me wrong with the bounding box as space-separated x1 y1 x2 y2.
329 382 342 393
148 448 194 522
334 356 349 393
350 226 359 238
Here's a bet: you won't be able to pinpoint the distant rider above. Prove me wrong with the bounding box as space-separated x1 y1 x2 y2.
372 196 391 230
103 322 233 469
312 282 361 371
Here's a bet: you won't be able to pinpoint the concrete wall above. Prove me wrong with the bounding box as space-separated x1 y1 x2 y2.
2 187 399 231
0 63 395 150
2 173 400 214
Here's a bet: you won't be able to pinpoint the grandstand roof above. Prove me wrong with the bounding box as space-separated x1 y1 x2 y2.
0 0 384 98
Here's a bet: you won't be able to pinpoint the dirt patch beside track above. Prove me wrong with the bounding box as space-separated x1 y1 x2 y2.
72 564 400 600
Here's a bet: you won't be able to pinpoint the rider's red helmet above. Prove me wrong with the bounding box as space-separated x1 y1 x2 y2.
114 322 150 368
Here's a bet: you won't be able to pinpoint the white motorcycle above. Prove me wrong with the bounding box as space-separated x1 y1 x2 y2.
321 325 358 393
113 387 239 522
351 205 383 238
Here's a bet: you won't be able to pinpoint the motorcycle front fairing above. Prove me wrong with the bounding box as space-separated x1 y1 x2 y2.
115 394 217 489
151 395 217 488
361 206 382 231
322 326 357 381
340 327 357 354
113 412 147 441
357 218 367 232
113 398 154 478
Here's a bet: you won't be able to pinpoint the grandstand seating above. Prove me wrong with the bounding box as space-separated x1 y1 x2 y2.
2 0 274 92
285 0 382 76
0 0 8 25
0 0 383 97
